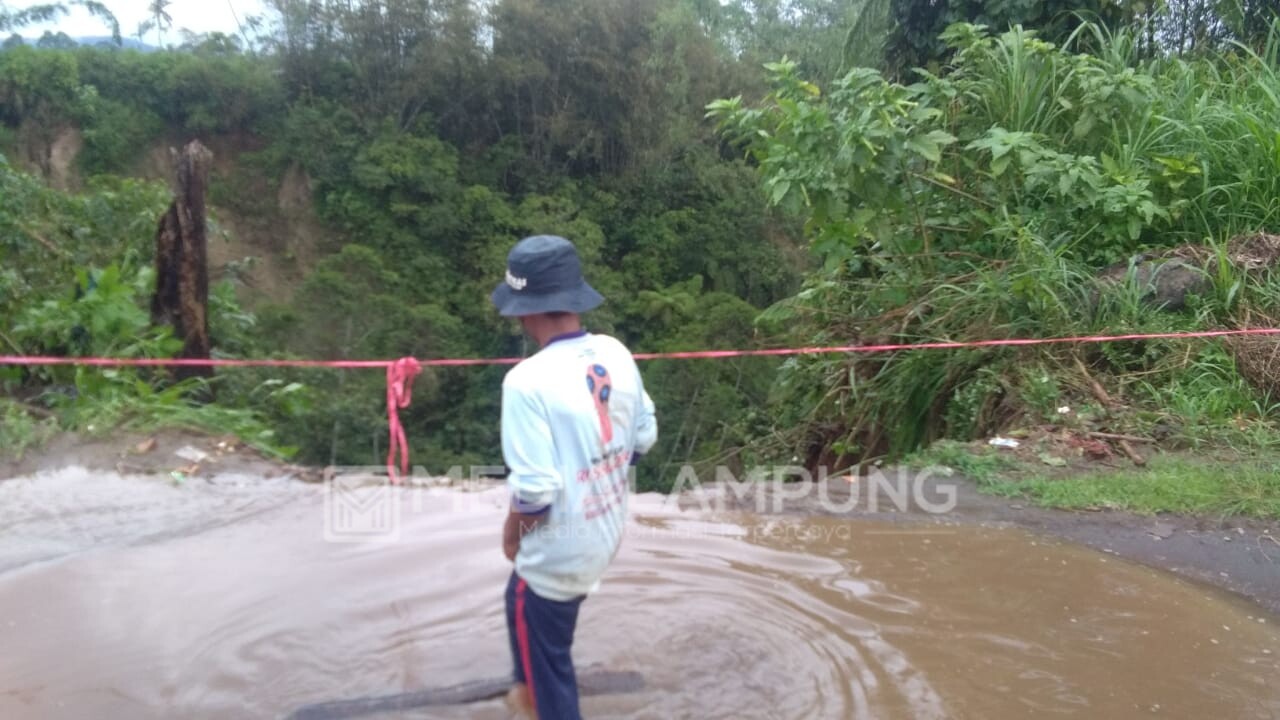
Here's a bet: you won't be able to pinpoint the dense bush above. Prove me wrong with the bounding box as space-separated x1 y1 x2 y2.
711 21 1280 467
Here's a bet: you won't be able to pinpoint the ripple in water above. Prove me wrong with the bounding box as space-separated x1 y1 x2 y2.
0 471 1277 719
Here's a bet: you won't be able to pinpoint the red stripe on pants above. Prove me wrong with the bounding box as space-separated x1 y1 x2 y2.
515 578 537 712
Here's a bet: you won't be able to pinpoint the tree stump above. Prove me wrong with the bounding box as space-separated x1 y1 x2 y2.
151 140 214 383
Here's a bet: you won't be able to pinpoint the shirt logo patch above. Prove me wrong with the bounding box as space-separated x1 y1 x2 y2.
586 364 614 444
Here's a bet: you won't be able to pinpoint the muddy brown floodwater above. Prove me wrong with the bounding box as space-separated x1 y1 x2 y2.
1 467 1278 719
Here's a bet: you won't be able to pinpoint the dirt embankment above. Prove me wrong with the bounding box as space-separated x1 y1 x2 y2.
0 430 318 484
11 128 325 309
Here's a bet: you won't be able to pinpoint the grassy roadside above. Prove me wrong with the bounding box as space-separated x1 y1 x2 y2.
907 439 1280 521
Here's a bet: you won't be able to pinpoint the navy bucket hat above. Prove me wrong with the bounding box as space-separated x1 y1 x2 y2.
490 235 604 317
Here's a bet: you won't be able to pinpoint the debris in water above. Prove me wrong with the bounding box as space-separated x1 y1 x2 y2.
133 438 157 454
988 437 1020 449
170 471 187 485
1147 522 1176 540
286 668 645 719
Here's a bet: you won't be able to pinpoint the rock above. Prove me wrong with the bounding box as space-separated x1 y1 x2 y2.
1037 452 1068 467
1094 234 1280 314
1096 256 1211 312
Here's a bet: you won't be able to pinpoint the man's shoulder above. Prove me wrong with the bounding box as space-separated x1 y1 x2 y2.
585 332 636 359
501 356 541 392
503 333 635 388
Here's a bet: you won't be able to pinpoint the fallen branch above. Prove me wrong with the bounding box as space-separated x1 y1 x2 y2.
1087 431 1155 444
286 669 644 720
0 327 22 355
1117 439 1147 467
909 171 996 208
14 401 56 419
1074 355 1115 409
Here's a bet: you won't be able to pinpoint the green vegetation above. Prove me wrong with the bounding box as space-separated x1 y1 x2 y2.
1003 456 1280 519
0 398 57 459
710 19 1280 480
4 0 1280 512
904 439 1024 485
905 441 1280 519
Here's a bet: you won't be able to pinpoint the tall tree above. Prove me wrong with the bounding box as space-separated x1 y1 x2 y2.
1147 0 1280 54
0 0 120 43
489 0 657 174
143 0 172 47
693 0 892 81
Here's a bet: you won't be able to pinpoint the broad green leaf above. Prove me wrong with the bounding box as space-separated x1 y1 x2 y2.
905 136 941 163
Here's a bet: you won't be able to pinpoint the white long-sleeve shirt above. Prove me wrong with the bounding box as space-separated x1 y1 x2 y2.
501 330 658 601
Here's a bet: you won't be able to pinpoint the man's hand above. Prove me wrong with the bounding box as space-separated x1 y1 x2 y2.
503 507 548 561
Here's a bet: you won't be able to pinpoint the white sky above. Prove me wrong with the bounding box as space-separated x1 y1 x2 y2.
9 0 270 42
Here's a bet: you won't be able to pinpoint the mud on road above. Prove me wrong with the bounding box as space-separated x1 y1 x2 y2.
690 469 1280 618
3 432 1277 617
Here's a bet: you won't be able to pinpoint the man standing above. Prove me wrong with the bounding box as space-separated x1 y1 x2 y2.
490 235 658 720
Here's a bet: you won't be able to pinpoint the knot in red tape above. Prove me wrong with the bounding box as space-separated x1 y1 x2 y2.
386 357 422 483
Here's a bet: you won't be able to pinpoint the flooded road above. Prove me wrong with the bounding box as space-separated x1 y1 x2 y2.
1 468 1277 719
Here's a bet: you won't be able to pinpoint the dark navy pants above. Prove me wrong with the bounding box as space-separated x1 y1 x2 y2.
505 571 585 720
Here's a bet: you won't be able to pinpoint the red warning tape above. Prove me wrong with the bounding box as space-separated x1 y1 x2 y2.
5 327 1280 481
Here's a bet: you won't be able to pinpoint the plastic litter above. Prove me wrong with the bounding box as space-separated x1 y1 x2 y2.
988 437 1020 449
175 445 209 463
